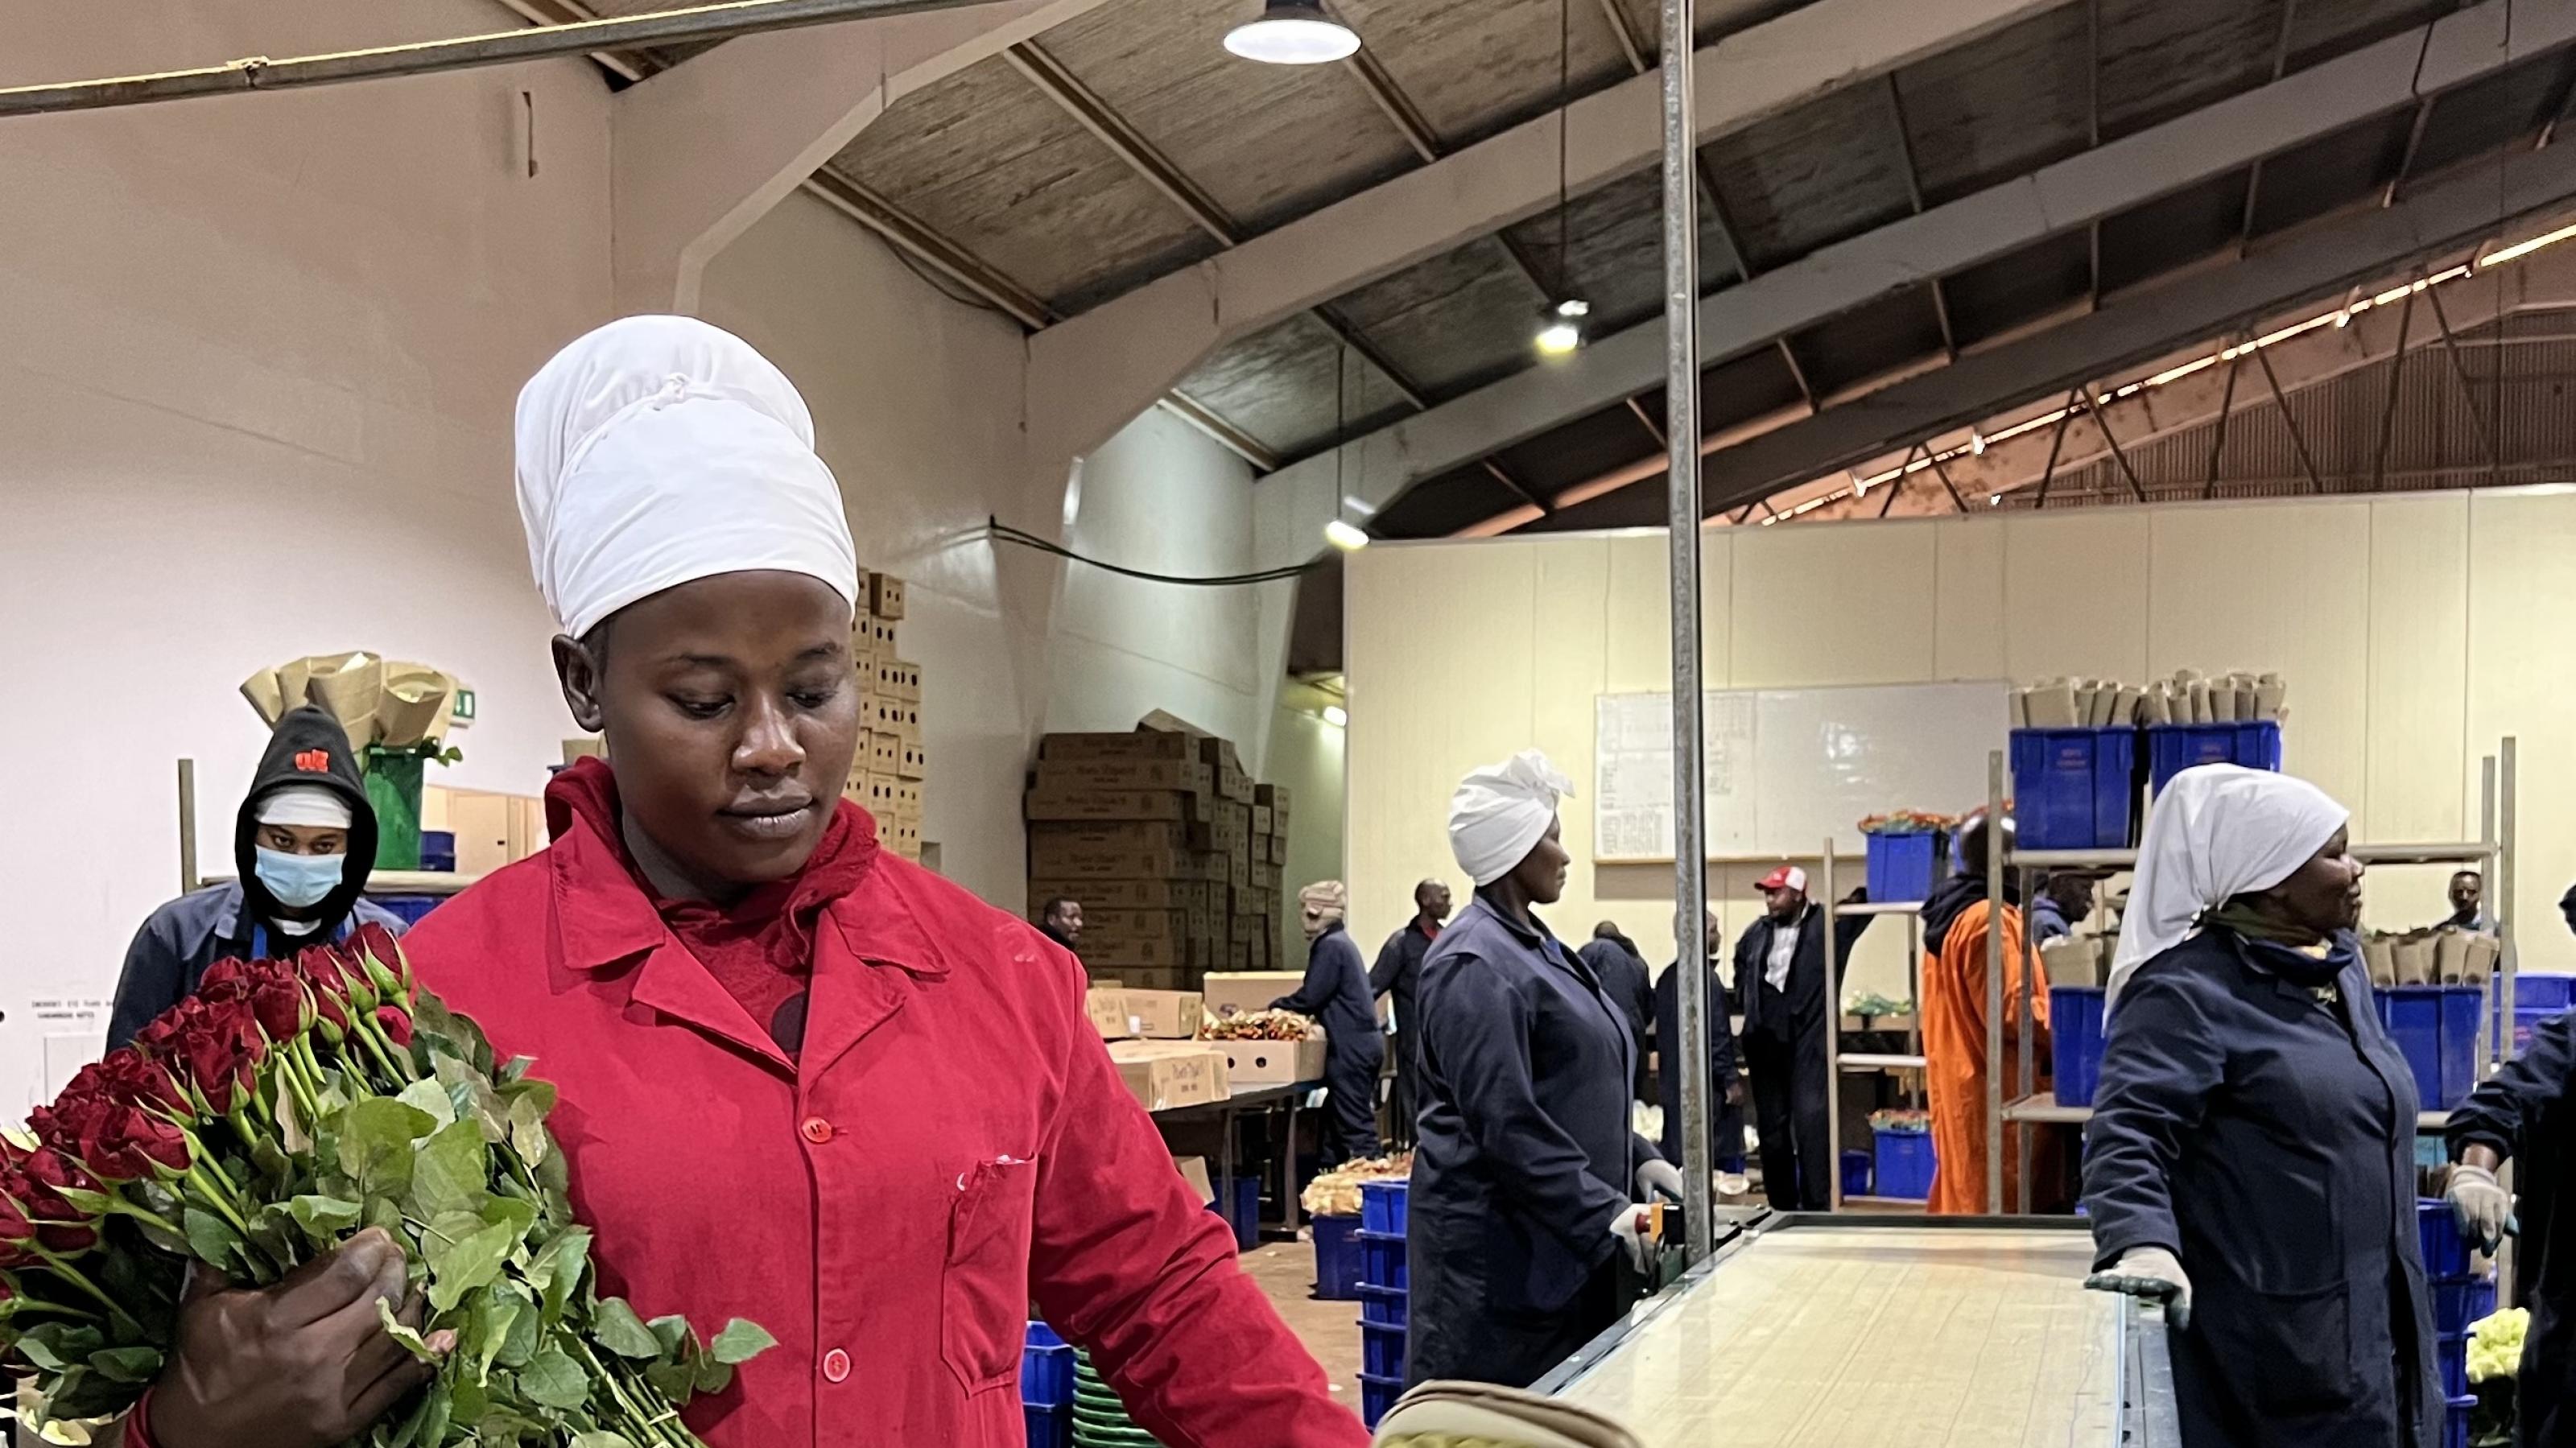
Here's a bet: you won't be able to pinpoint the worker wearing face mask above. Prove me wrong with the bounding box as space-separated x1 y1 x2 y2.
106 706 407 1050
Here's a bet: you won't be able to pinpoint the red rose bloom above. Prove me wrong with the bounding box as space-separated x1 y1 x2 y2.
15 1148 101 1253
374 1005 415 1048
250 968 308 1042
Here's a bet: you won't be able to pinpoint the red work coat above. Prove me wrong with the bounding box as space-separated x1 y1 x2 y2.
402 802 1363 1448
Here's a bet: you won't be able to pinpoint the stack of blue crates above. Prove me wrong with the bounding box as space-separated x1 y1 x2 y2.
1864 831 1940 902
2050 986 2108 1107
2145 720 2284 794
2379 987 2483 1112
1022 1320 1075 1448
1355 1181 1410 1429
2009 728 2139 850
2516 973 2574 1054
2419 1201 2496 1446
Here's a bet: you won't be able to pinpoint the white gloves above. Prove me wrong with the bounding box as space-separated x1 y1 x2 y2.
1608 1203 1657 1273
2083 1246 2194 1330
2448 1163 2515 1251
1636 1158 1685 1203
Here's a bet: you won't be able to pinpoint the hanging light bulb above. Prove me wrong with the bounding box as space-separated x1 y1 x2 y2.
1224 0 1360 64
1323 518 1371 551
1535 298 1589 357
1321 704 1350 728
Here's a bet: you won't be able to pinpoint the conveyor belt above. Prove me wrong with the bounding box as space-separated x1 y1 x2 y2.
1540 1216 2147 1446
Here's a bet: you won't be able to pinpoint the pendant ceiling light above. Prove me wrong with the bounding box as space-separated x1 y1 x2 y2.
1224 0 1360 64
1532 0 1588 357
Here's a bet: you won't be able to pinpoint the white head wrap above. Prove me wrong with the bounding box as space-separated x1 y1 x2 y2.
1447 750 1575 887
514 316 860 639
1299 881 1348 939
256 785 352 830
2106 765 2349 1008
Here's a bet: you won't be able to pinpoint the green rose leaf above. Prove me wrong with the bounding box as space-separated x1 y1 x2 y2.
692 1358 736 1396
427 1222 517 1313
448 1373 491 1430
87 1345 163 1384
647 1314 694 1359
570 1434 638 1448
532 1227 592 1322
516 1345 590 1410
508 1093 551 1169
709 1318 778 1366
182 1205 247 1273
336 1096 436 1196
495 1288 542 1369
397 1077 457 1130
481 1194 538 1244
592 1297 662 1359
374 1297 442 1364
411 1116 490 1218
289 1194 363 1236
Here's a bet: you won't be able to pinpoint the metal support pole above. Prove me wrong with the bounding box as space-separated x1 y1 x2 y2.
0 0 993 117
1823 843 1843 1209
177 758 200 893
2017 860 2037 1213
1660 0 1714 1264
2500 739 2520 1064
1986 752 2006 1214
2483 754 2502 1067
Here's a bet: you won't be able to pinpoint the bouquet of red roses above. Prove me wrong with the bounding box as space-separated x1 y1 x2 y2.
0 924 770 1446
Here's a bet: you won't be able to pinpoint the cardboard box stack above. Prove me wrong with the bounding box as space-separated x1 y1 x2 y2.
843 571 926 862
1027 722 1292 991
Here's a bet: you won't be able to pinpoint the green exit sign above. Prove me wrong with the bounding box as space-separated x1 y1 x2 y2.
452 688 477 724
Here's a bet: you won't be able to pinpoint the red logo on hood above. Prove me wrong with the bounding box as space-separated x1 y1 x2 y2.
292 749 331 773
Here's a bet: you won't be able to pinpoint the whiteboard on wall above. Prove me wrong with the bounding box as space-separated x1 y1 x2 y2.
1594 682 2010 862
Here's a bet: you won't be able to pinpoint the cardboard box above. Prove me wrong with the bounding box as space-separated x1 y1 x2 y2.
892 779 923 820
1032 758 1213 794
1201 971 1304 1020
868 617 899 651
898 739 927 781
1085 988 1131 1039
1093 967 1200 991
862 773 900 816
1083 908 1189 941
1256 782 1293 818
1080 934 1190 968
1023 788 1210 823
1251 805 1272 835
870 698 922 736
1265 835 1289 865
875 658 922 703
1174 1154 1214 1207
1042 731 1199 762
1120 989 1204 1039
1212 1033 1326 1089
1109 1042 1230 1112
1033 877 1195 910
869 731 902 775
868 572 907 621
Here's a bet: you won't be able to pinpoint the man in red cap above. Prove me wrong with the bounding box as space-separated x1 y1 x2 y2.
1733 865 1871 1210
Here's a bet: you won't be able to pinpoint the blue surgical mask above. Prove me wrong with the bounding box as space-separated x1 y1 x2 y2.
254 847 345 910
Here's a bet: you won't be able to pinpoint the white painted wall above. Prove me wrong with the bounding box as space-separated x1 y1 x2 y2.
0 1 613 1115
1344 491 2576 1001
1265 700 1348 968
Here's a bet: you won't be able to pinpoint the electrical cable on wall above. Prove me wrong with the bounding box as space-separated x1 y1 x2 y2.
983 517 1320 586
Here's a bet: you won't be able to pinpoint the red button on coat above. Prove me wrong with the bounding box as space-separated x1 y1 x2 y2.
800 1116 834 1145
821 1348 851 1384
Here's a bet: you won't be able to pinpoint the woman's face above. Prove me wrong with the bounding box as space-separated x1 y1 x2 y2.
555 570 861 895
2263 826 2365 937
1509 815 1571 906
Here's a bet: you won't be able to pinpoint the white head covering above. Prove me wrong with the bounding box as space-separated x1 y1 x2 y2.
1299 881 1348 939
1447 750 1575 887
514 316 860 639
255 785 352 831
2106 765 2349 1007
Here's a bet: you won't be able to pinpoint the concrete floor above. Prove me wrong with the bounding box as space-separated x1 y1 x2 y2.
1241 1236 1368 1407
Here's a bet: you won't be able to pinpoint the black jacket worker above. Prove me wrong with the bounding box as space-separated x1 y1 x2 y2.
1369 878 1451 1148
1274 879 1385 1165
1735 864 1872 1211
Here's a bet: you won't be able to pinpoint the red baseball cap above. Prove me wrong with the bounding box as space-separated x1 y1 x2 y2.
1757 865 1810 893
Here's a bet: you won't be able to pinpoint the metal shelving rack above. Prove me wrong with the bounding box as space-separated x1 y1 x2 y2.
1820 887 1929 1208
1980 738 2520 1217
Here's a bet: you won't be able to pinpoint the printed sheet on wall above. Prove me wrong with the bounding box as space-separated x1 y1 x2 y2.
1594 681 2008 862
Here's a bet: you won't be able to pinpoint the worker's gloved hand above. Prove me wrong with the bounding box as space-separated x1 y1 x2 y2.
2083 1246 2194 1330
1608 1202 1657 1273
2448 1163 2516 1251
1635 1158 1685 1203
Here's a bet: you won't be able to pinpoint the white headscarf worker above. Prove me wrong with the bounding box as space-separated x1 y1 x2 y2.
516 315 859 638
1298 881 1348 941
1448 749 1575 885
2105 764 2349 1008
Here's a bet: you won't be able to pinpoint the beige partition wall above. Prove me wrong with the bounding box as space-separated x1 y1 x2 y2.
1346 487 2576 992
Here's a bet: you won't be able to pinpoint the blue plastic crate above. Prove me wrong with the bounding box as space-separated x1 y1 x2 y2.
2445 1393 2475 1448
1873 1128 1935 1201
1312 1215 1365 1300
2518 974 2574 1011
1358 1228 1408 1292
1359 1320 1406 1379
2432 1275 2497 1337
2147 721 2283 794
2421 1199 2477 1279
1024 1400 1069 1448
1357 1283 1408 1328
2517 1004 2568 1055
419 829 456 873
2381 988 2482 1111
1208 1174 1260 1252
2010 728 2137 850
1841 1149 1873 1198
369 893 444 927
2438 1333 2468 1398
1359 1372 1405 1430
1022 1322 1075 1408
1360 1179 1409 1236
1865 832 1940 903
2051 986 2107 1108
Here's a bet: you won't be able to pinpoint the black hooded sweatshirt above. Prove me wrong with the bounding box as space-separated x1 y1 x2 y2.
106 707 403 1048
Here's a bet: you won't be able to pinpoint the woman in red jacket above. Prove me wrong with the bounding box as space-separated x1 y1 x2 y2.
130 317 1364 1448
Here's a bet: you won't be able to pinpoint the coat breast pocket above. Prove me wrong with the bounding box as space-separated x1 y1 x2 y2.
943 1154 1038 1396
